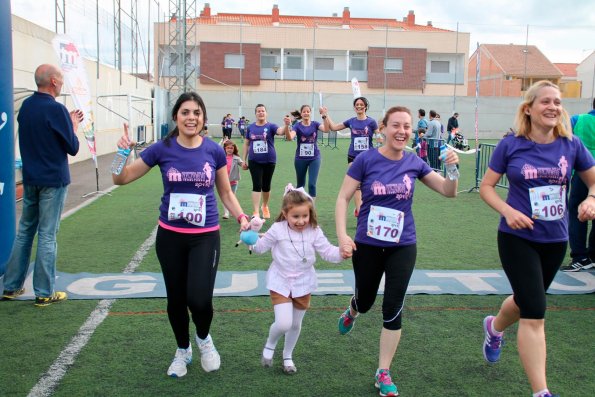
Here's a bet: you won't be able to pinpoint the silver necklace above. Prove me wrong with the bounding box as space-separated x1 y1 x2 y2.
287 224 307 263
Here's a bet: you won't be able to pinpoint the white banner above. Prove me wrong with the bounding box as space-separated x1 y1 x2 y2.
52 35 96 164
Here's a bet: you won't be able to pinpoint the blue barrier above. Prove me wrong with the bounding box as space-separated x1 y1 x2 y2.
0 1 15 274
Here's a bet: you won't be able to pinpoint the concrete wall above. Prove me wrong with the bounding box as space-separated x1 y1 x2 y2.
196 90 593 140
12 15 154 166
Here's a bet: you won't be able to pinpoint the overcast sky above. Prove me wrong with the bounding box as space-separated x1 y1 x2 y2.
11 0 595 64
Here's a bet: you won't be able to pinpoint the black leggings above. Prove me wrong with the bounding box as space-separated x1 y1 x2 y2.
156 226 220 348
497 231 566 319
248 161 276 192
350 242 417 331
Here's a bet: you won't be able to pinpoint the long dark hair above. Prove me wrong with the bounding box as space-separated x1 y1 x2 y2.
164 92 207 144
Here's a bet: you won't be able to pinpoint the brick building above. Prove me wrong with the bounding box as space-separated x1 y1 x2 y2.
155 3 469 96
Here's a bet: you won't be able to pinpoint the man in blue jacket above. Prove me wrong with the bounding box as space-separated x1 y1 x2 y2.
2 64 82 306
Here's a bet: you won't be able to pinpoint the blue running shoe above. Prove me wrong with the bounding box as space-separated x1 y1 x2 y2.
483 315 503 363
374 369 399 396
338 307 357 335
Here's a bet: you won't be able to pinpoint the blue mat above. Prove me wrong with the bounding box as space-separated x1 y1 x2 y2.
2 269 593 299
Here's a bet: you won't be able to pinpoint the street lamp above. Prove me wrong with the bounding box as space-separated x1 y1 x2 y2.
272 65 279 92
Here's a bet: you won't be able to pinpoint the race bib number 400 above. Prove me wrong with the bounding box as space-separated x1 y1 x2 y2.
529 185 566 221
366 205 404 243
168 193 206 226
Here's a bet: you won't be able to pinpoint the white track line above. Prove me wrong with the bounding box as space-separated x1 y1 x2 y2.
61 185 119 220
27 226 157 397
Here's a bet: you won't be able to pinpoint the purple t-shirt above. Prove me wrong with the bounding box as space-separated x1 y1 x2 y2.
489 134 594 242
348 149 433 247
293 121 321 160
246 122 279 163
140 137 227 231
343 117 378 158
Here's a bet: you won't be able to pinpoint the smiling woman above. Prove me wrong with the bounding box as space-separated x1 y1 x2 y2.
109 91 251 379
333 105 460 396
478 80 595 397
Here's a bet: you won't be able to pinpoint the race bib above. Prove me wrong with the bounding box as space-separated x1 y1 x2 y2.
168 193 206 226
529 185 566 221
253 140 268 154
366 205 404 243
299 143 315 157
353 136 369 151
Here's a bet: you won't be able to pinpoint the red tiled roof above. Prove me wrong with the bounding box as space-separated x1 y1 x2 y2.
193 13 450 32
553 63 578 77
481 44 562 78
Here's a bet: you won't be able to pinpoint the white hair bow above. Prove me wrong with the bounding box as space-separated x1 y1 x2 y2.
283 183 313 201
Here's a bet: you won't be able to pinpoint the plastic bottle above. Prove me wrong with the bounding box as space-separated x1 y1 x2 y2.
440 144 459 180
110 147 131 175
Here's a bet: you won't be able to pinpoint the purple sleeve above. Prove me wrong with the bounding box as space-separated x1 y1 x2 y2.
139 140 161 167
488 137 510 174
346 152 365 181
213 142 227 170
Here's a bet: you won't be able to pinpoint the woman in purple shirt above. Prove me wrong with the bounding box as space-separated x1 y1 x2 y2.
112 92 251 379
241 104 291 219
334 106 459 396
284 104 328 201
480 81 595 397
322 97 379 217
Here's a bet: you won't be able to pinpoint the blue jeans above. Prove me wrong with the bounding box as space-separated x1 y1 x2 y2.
3 185 68 297
294 157 321 198
568 172 595 261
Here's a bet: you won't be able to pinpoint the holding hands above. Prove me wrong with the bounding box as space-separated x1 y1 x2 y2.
578 196 595 222
338 234 356 259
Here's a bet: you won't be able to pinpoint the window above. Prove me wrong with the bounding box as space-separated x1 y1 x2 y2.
314 57 334 70
286 56 303 70
261 55 277 69
384 58 403 72
224 54 245 69
431 61 449 73
350 56 366 71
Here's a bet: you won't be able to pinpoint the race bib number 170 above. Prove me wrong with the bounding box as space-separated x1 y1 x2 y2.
366 205 404 243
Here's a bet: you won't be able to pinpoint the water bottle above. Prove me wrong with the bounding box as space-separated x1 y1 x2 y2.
440 144 459 180
110 147 131 175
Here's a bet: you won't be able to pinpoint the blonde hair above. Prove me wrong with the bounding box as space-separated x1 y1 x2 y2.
275 190 318 228
513 80 571 139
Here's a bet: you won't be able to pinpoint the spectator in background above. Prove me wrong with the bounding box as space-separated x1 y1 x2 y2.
561 98 595 272
426 110 442 169
447 112 460 145
413 109 428 155
2 64 82 306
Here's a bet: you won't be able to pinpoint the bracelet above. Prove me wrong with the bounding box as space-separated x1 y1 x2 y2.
237 213 249 224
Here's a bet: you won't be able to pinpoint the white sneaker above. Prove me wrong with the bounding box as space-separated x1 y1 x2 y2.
196 334 221 372
167 346 192 378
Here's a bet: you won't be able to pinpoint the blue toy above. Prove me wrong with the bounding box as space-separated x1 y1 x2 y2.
240 230 259 245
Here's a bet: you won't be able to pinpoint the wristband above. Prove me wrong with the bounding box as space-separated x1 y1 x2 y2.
237 213 249 224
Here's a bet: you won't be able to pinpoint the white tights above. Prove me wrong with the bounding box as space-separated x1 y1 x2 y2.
262 302 306 365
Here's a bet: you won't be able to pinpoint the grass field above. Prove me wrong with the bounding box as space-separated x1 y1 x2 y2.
1 138 594 397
